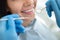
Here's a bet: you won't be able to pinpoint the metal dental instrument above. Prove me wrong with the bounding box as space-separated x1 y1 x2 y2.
0 17 28 21
35 6 46 14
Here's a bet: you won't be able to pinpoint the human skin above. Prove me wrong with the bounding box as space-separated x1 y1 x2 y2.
7 0 37 27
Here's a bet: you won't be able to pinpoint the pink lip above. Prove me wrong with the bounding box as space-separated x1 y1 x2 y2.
23 11 34 15
22 5 34 11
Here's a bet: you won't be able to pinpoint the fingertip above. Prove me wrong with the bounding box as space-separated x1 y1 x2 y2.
48 12 52 17
7 16 16 30
9 14 20 18
16 25 25 33
15 19 23 24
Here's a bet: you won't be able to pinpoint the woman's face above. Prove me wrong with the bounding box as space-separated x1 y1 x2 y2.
7 0 36 20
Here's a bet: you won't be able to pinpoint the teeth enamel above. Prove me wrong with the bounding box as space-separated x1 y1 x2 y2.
24 9 34 12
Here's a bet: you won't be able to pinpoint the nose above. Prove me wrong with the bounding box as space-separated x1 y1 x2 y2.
24 0 34 7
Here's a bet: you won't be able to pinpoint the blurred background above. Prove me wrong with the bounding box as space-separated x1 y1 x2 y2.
36 0 56 22
35 0 60 40
35 0 57 29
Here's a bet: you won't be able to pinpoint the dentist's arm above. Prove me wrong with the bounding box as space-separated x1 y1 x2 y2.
46 0 60 27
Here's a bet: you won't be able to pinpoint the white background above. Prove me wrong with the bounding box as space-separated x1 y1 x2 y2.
36 0 56 22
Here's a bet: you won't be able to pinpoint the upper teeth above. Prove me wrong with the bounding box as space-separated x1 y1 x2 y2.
24 9 34 12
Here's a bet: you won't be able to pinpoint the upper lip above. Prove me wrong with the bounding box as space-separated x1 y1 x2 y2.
21 4 34 12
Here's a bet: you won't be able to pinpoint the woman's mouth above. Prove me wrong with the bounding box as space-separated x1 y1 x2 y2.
21 9 34 15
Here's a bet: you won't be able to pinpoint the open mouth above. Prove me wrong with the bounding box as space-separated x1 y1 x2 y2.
21 8 34 15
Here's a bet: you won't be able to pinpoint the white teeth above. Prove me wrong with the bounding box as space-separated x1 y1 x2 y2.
24 9 34 12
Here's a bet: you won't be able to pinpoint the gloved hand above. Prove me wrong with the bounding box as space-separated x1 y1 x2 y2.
0 14 25 40
46 0 60 27
12 14 25 34
46 0 53 17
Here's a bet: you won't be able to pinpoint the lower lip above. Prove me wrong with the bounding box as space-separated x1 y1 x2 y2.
24 11 34 15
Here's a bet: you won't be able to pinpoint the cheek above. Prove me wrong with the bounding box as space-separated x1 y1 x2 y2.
34 0 37 8
7 2 23 13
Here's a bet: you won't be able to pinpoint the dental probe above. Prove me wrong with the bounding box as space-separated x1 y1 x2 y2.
0 17 28 21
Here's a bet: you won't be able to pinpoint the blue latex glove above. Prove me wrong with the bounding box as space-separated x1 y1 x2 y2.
46 0 60 27
13 14 25 34
0 14 25 40
5 14 25 34
46 1 53 17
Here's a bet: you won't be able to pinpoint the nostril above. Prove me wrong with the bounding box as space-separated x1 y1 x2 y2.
24 3 31 7
24 0 32 7
27 4 31 6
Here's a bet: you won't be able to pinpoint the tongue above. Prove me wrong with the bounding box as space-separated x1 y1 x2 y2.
24 11 34 14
